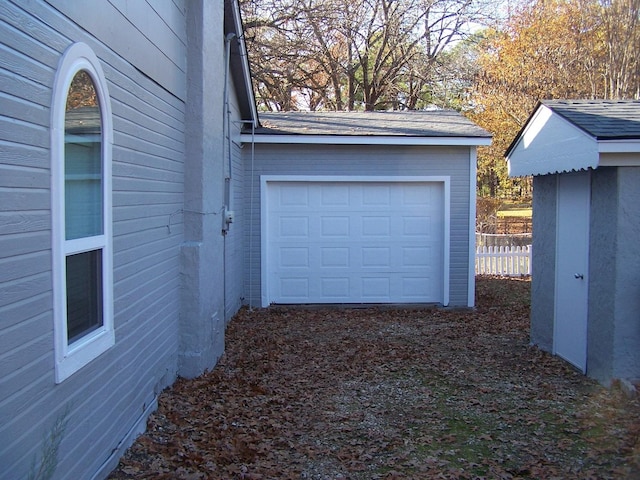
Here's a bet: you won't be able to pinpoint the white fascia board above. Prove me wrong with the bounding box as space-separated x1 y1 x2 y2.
598 139 640 153
240 134 491 146
599 152 640 166
507 105 598 177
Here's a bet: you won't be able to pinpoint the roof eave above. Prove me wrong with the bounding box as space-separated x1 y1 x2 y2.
239 133 492 146
598 139 640 153
225 0 258 127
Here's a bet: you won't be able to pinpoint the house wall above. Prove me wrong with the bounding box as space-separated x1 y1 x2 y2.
178 0 227 379
530 174 557 352
224 77 248 322
242 144 473 307
0 1 205 478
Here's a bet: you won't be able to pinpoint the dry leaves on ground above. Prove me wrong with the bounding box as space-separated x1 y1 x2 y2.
109 277 640 479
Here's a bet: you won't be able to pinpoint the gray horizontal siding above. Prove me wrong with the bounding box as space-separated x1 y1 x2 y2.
224 82 247 320
0 0 186 478
47 0 187 99
243 143 472 307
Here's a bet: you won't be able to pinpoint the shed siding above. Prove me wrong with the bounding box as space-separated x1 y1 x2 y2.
588 167 617 381
243 144 471 307
0 1 186 478
612 167 640 379
530 175 557 352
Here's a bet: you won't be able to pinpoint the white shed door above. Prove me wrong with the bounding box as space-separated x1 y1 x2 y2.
265 181 445 304
554 171 590 372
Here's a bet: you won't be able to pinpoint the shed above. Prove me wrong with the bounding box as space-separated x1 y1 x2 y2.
506 100 640 384
241 111 491 308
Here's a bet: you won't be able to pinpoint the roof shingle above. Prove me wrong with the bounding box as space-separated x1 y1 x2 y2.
542 100 640 140
253 110 491 138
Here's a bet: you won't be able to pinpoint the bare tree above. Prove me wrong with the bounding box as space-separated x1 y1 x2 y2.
240 0 498 111
601 0 640 99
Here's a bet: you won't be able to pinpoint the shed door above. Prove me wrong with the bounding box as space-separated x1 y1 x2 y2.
264 180 445 305
554 171 590 372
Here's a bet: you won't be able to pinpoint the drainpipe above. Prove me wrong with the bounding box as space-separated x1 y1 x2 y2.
222 32 236 234
222 32 236 323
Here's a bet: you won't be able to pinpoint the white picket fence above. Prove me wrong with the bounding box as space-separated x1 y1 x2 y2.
475 245 531 276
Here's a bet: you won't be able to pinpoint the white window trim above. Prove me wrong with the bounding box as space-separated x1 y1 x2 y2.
51 42 114 383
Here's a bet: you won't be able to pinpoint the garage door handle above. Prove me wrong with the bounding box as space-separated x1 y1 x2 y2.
574 273 584 279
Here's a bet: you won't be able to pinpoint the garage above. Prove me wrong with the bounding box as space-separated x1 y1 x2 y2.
242 110 492 308
261 176 449 305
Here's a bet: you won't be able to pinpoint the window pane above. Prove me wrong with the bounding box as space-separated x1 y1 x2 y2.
65 70 102 240
66 250 103 343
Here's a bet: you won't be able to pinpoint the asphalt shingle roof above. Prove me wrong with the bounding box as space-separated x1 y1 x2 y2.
253 110 491 138
542 99 640 140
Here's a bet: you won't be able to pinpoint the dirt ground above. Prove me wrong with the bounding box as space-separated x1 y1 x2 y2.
109 277 640 479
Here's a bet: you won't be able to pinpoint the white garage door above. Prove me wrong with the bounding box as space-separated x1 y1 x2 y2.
263 178 447 305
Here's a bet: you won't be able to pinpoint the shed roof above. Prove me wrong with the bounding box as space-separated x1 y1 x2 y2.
243 110 491 146
506 100 640 177
540 100 640 140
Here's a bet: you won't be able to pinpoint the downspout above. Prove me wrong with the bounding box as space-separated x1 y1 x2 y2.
223 32 236 232
222 32 236 323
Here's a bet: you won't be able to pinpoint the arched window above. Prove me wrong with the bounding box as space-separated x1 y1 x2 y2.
51 43 113 383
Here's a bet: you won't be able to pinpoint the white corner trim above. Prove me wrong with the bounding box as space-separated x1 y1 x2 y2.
467 147 477 308
442 178 451 307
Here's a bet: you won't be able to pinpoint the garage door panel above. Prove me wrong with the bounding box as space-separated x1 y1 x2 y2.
362 216 390 236
279 216 308 237
321 247 349 267
321 277 350 297
402 277 432 297
362 247 390 267
362 277 390 298
280 277 309 299
320 184 350 205
363 185 391 205
266 181 445 304
403 184 433 205
279 247 309 267
402 216 432 237
402 246 431 267
320 216 350 237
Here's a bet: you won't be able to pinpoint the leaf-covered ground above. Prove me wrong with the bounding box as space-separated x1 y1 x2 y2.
109 277 640 479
